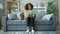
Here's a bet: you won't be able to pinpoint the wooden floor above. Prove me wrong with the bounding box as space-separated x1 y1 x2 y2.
0 30 60 34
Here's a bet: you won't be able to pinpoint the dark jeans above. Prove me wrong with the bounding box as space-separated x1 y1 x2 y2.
27 17 34 27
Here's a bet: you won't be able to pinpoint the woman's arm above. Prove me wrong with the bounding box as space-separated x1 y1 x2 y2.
24 10 32 18
24 10 28 17
32 10 36 18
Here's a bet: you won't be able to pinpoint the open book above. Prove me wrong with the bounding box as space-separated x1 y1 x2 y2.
27 10 36 15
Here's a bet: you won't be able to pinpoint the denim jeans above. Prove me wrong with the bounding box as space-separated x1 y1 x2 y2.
27 17 34 27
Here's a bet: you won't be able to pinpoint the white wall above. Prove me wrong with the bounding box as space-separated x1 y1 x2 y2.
20 0 58 11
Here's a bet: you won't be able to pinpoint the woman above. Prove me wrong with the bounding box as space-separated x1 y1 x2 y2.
24 3 36 32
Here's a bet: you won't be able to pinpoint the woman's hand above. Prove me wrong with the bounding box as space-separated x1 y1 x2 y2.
28 14 35 18
28 14 32 18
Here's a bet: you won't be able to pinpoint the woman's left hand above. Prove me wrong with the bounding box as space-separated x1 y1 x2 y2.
32 14 35 18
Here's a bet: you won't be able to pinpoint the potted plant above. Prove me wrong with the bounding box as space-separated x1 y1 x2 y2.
14 2 18 7
47 1 57 15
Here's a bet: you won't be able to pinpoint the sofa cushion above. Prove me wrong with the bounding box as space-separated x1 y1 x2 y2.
8 25 27 30
7 20 27 25
35 20 53 25
34 25 53 31
36 11 46 20
16 12 22 20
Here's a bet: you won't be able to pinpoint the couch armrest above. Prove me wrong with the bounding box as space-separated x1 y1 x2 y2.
1 16 7 31
51 15 58 30
51 15 58 25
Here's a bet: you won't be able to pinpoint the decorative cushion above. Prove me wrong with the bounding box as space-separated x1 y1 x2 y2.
16 12 21 20
20 12 24 20
16 11 24 20
42 13 54 21
7 14 18 20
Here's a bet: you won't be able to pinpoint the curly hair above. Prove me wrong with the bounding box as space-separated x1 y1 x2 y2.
25 3 33 10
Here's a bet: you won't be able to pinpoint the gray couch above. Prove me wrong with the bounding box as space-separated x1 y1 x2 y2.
2 12 57 31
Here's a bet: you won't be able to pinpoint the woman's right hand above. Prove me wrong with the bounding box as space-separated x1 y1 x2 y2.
28 14 32 18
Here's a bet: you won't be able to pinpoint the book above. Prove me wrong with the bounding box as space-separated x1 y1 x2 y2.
28 10 36 15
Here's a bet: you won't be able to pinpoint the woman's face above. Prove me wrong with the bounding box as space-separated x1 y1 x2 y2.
28 4 32 10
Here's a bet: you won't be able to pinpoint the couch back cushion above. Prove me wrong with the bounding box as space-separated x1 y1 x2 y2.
36 11 46 20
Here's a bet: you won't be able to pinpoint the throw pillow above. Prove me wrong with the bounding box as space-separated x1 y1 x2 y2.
16 12 21 20
7 14 18 20
41 13 54 21
20 11 24 20
16 11 24 20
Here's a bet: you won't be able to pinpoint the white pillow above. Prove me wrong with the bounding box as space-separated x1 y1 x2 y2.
7 14 17 20
42 13 54 21
16 11 24 20
16 13 21 20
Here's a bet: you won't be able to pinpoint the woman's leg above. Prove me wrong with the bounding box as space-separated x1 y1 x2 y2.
26 17 31 32
31 18 34 28
26 27 29 32
31 18 35 32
